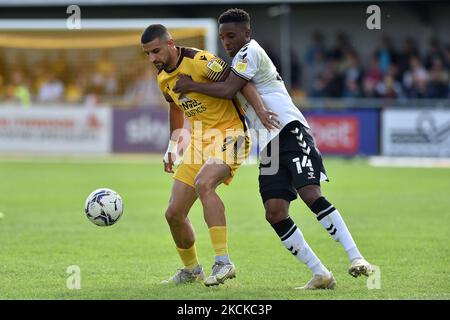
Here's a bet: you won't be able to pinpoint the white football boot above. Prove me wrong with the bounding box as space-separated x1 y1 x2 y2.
348 258 374 277
294 272 337 290
160 265 205 285
204 261 236 286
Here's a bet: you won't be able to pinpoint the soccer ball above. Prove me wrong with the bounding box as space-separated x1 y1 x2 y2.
85 188 123 226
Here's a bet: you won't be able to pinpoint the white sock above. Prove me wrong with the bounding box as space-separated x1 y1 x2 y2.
319 210 363 262
281 226 330 276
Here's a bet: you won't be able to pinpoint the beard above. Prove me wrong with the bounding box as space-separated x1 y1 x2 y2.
153 61 165 71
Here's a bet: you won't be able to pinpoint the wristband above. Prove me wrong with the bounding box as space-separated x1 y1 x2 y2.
167 140 178 154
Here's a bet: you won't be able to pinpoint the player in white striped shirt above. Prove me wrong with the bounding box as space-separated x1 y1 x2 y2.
174 8 373 290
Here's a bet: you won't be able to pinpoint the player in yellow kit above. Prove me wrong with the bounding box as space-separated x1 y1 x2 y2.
141 24 277 286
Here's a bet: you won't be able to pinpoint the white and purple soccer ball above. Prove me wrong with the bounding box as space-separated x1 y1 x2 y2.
85 188 123 226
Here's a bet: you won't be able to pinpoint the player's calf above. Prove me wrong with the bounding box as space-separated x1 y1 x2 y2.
307 196 375 277
270 215 332 278
309 196 364 262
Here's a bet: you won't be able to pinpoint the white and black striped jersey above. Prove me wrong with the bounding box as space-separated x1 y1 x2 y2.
232 39 310 152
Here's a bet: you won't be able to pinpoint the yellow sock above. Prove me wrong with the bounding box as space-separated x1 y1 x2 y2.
208 226 228 256
176 244 199 270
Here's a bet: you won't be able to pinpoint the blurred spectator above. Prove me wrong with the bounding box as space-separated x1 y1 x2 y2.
443 44 450 70
53 51 68 80
123 68 166 108
65 80 84 103
32 58 52 96
96 50 115 75
363 54 384 97
398 37 420 79
403 55 429 98
5 70 31 107
425 38 445 70
343 51 363 98
375 64 404 98
375 36 398 74
321 59 345 97
0 49 7 82
304 32 328 94
103 72 119 96
90 51 119 96
305 31 327 65
64 66 89 104
0 74 5 101
425 57 449 98
329 32 352 61
38 72 64 103
290 50 302 91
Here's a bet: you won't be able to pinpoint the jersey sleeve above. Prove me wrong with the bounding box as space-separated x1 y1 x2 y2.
159 82 174 103
231 43 259 81
163 92 174 103
195 51 230 82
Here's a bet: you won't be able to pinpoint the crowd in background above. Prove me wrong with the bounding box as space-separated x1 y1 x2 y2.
0 49 166 108
1 32 450 108
294 32 450 99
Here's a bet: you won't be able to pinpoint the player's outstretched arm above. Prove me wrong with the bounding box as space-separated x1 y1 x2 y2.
174 72 246 100
174 72 279 129
240 82 280 130
164 102 184 174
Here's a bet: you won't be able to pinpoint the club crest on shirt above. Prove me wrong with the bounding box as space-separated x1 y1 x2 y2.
207 59 223 73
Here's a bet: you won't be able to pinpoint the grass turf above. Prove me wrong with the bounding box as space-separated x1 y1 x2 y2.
0 157 449 300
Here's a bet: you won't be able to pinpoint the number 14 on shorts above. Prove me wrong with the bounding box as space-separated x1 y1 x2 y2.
292 156 313 174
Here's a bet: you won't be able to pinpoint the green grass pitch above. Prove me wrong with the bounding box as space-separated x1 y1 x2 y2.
0 156 449 300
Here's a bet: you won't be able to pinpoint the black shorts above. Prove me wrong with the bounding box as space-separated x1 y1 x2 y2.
259 120 329 203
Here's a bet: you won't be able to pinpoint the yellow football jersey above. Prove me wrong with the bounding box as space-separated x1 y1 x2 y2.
157 47 247 141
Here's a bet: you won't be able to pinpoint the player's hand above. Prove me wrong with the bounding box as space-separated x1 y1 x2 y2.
163 140 178 173
163 151 176 173
256 109 281 130
173 74 193 94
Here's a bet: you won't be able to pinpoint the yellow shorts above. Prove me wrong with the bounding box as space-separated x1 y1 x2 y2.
173 133 251 188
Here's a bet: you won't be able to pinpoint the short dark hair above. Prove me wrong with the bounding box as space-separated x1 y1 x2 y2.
218 8 250 25
141 24 169 44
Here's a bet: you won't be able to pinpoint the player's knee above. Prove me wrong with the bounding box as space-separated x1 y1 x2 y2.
302 194 319 207
194 177 214 197
165 206 185 225
265 207 287 225
298 185 322 207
